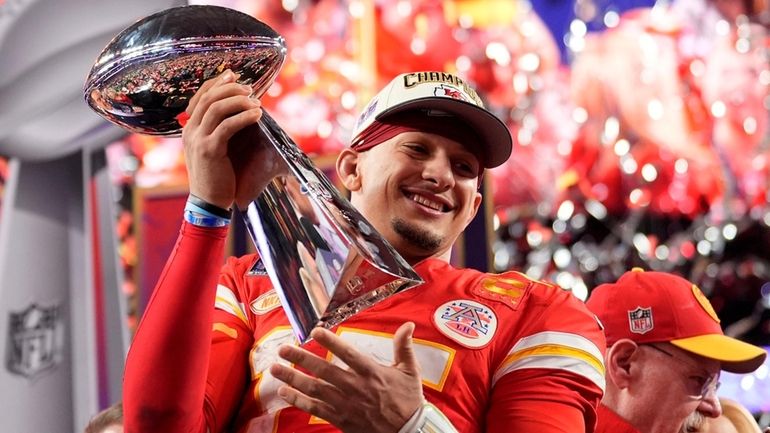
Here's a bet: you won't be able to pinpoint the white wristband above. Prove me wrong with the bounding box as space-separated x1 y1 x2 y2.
397 402 458 433
397 404 425 433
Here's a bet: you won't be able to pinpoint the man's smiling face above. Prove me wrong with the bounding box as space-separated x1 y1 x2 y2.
342 130 483 264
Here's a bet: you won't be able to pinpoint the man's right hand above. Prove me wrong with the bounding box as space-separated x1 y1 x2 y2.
182 69 289 210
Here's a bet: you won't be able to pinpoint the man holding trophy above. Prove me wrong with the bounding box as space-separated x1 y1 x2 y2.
76 6 605 431
121 66 606 432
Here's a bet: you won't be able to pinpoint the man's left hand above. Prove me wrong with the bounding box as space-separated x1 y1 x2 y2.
270 322 424 433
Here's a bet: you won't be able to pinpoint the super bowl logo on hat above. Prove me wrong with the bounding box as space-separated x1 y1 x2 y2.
433 299 497 348
628 307 654 334
355 97 379 130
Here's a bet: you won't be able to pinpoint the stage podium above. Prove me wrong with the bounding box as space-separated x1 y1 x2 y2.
0 0 183 431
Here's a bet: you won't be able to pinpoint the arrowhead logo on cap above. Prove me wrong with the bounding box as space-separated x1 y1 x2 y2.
691 284 720 323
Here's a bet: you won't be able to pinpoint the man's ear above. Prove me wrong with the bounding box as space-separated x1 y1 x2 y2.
606 339 640 389
466 191 482 226
336 148 363 192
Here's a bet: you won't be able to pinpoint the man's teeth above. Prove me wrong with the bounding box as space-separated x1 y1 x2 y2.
410 193 445 212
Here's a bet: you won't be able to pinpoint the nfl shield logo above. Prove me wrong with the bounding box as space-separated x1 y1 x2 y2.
5 304 63 379
628 307 654 335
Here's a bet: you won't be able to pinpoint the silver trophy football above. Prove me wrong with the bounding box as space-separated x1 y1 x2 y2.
84 5 422 343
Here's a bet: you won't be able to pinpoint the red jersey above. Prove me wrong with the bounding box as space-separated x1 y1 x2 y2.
124 223 606 433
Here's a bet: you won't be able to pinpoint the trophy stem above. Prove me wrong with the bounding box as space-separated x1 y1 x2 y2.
239 111 423 343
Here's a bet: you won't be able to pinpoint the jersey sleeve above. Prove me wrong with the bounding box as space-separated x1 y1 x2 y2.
486 282 607 433
123 222 252 433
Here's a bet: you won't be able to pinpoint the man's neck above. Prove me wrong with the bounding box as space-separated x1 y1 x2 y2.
401 246 453 267
602 393 679 433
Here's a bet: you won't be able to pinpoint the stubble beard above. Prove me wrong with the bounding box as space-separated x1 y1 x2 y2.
392 217 443 252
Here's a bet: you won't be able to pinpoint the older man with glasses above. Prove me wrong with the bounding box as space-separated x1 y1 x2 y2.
585 268 767 433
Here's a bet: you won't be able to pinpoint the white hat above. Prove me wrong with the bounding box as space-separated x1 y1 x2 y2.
351 71 513 168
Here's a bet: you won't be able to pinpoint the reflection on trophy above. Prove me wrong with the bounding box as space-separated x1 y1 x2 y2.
84 5 423 343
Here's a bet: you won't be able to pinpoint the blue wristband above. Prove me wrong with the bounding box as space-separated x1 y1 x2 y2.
184 210 230 227
184 200 231 221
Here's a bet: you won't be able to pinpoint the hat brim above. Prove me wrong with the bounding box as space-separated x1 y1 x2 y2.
377 97 513 168
671 334 767 373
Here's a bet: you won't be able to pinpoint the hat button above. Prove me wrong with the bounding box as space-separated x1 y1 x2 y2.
631 267 645 272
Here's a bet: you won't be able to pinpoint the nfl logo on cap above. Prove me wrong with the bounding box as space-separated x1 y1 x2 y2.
628 307 653 334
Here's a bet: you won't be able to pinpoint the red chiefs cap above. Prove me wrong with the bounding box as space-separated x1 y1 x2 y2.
586 268 767 373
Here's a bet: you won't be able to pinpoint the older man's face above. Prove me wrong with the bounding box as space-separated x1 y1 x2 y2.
634 343 722 433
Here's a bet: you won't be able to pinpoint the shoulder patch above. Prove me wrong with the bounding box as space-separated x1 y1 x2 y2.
250 290 282 315
432 299 497 349
472 273 533 310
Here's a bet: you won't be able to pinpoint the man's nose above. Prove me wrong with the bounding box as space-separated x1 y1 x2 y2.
697 388 722 418
422 155 454 189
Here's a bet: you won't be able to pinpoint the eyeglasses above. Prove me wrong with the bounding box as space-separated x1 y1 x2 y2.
644 344 721 399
